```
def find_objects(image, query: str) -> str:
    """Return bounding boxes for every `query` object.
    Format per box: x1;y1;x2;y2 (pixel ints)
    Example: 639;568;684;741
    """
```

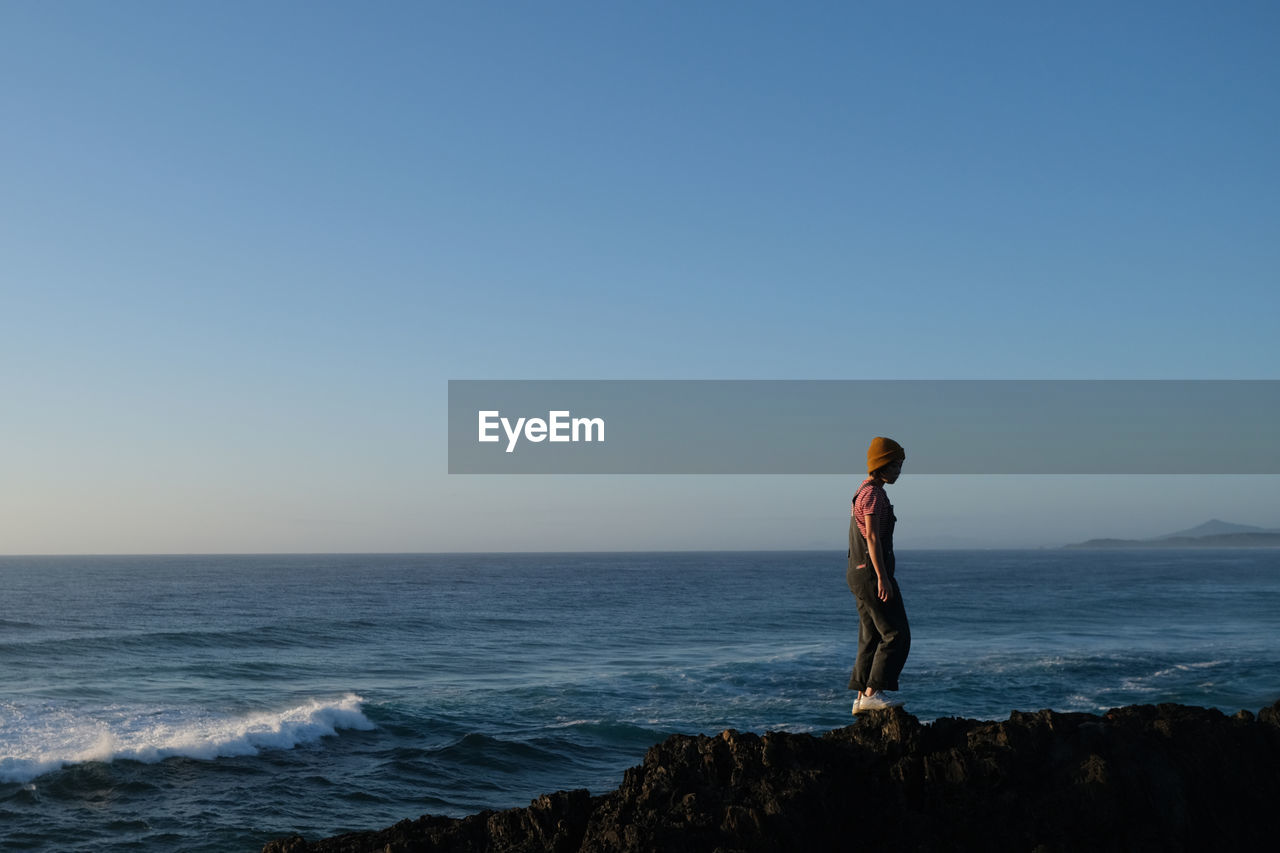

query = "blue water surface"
1;550;1278;851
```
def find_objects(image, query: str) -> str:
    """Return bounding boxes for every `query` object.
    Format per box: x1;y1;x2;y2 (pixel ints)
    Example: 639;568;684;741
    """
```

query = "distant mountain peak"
1156;520;1268;540
1065;519;1280;549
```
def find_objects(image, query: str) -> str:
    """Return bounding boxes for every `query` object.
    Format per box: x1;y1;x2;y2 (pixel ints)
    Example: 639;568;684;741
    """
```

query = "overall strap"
849;480;874;570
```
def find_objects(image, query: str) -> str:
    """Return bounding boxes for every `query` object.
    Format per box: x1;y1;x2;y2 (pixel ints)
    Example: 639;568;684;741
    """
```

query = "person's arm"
864;515;895;603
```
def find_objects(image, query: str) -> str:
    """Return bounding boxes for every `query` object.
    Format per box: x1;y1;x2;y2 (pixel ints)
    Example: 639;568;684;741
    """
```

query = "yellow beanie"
867;436;906;473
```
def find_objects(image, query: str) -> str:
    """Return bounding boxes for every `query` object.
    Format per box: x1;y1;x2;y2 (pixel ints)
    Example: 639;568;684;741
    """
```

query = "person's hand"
877;577;894;602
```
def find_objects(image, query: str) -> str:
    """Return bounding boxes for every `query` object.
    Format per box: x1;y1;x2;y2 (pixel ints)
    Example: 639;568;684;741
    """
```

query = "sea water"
2;550;1278;851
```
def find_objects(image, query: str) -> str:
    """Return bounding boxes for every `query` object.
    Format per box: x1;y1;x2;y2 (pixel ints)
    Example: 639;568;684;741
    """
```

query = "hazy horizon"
4;489;1277;555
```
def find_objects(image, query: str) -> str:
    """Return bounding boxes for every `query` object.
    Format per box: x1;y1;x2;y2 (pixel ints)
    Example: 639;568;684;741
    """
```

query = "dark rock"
262;700;1280;852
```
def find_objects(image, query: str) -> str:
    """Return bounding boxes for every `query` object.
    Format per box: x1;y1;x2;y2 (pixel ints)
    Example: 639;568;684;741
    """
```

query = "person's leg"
866;578;910;691
848;590;881;692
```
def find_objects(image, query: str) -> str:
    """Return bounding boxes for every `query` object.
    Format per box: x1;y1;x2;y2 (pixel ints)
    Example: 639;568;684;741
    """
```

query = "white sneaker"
852;693;862;715
857;690;903;712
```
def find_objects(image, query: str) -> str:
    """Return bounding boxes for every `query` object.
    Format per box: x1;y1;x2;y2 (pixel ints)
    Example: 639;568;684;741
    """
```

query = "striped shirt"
852;478;893;540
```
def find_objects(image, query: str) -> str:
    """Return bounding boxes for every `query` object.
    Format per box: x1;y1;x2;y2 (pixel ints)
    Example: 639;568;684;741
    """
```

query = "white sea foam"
1148;660;1227;679
0;693;373;784
546;718;601;729
1117;660;1229;693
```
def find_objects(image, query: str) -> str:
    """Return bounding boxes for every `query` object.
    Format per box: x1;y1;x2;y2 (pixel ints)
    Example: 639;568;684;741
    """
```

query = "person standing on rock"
847;436;910;714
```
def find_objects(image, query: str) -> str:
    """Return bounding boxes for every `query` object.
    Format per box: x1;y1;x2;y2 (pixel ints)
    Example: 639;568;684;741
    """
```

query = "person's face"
882;459;903;483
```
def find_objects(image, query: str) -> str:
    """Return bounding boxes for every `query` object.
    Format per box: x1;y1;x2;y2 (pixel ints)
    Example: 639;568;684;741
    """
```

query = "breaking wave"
0;693;374;784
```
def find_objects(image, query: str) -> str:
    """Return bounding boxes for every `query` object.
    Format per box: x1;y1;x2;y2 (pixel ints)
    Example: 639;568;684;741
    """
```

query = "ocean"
2;550;1278;851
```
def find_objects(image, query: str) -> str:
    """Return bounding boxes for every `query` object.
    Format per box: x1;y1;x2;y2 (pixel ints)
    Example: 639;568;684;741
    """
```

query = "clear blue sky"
3;1;1277;552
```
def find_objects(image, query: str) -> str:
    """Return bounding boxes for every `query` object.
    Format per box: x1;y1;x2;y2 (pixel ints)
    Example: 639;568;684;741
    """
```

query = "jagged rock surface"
263;700;1280;852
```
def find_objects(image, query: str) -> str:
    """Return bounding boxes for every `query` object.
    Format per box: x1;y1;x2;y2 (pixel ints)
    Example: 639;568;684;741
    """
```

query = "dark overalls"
847;481;911;693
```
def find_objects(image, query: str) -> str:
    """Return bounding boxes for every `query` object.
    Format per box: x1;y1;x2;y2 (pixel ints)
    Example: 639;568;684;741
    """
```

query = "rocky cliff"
263;700;1280;852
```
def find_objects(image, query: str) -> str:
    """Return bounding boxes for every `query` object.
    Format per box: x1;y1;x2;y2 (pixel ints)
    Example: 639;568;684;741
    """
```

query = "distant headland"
1065;519;1280;549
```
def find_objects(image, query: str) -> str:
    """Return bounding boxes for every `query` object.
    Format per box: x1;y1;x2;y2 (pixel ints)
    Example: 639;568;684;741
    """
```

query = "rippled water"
2;550;1278;851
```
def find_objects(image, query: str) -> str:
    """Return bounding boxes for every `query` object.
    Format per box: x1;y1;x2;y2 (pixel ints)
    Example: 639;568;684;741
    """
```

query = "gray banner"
447;380;1279;474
